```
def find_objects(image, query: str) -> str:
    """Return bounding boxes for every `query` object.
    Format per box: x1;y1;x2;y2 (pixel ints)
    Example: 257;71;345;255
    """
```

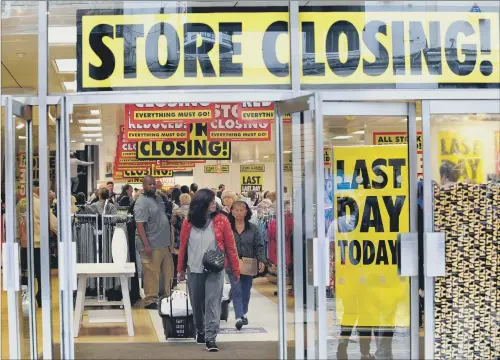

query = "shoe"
196;332;205;344
235;318;243;330
145;302;158;310
206;340;219;352
360;355;375;360
242;317;248;326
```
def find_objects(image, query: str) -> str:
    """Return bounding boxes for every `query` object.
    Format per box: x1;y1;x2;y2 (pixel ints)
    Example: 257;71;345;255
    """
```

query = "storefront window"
430;111;499;359
1;1;39;95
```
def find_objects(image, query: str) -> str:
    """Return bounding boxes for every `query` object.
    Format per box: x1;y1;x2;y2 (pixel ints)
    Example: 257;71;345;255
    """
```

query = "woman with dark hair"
171;187;182;208
177;189;240;352
227;201;266;330
117;184;134;207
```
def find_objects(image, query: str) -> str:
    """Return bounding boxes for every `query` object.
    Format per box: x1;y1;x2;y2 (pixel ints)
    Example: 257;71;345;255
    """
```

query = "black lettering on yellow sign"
123;168;173;178
240;164;265;172
78;10;498;90
240;172;263;192
336;158;406;190
204;165;230;173
337;239;397;266
136;123;231;160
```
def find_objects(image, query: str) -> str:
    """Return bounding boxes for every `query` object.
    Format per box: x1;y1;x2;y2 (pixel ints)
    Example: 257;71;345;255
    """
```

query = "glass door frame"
322;100;420;360
421;99;500;360
275;94;328;360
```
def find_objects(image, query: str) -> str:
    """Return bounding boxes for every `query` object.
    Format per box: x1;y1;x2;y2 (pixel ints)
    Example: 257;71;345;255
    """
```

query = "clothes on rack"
267;211;293;266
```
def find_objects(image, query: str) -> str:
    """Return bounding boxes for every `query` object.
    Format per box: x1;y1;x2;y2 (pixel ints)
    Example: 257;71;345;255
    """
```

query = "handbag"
202;249;225;273
239;257;258;276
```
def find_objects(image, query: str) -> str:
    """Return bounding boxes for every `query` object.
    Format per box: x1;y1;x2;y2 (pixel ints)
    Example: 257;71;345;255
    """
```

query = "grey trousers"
187;269;224;342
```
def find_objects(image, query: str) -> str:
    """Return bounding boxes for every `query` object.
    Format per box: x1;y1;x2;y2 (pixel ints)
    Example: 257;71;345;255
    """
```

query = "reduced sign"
240;173;263;193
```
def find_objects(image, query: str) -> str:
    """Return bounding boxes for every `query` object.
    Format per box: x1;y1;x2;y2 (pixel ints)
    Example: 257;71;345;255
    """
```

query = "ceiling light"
71;140;76;143
55;59;77;72
283;150;292;154
416;116;422;121
333;135;353;140
78;119;101;125
49;26;77;44
84;139;92;142
352;130;364;135
263;155;270;159
16;123;25;129
64;81;76;92
96;138;103;142
18;136;26;140
246;160;254;163
82;133;102;138
80;126;102;132
90;110;100;115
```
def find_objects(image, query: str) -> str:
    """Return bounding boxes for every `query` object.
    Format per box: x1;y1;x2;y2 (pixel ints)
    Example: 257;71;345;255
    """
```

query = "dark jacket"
232;222;266;263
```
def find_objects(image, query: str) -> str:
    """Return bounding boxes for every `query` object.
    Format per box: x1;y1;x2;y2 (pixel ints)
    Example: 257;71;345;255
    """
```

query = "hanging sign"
205;164;230;173
373;132;423;180
240;173;263;193
124;103;212;141
334;145;409;327
77;9;498;91
284;164;292;172
438;131;483;183
324;148;332;167
240;164;265;172
115;164;174;179
208;103;272;142
136;123;231;160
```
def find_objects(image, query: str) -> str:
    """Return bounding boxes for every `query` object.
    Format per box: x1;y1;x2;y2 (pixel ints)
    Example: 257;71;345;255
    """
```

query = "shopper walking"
171;193;191;287
190;183;199;198
227;201;266;330
177;189;240;352
216;184;225;199
117;184;134;207
221;190;237;215
171;187;182;208
134;175;174;309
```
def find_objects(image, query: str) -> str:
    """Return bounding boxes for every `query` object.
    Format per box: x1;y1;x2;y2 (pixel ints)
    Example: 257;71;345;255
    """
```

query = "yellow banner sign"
136;123;231;160
438;131;483;184
204;165;230;174
119;168;173;179
240;164;265;172
77;10;498;90
240;173;263;193
373;132;423;180
333;145;409;327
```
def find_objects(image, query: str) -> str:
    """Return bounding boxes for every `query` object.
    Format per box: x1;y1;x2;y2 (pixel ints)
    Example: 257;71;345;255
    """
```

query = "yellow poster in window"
333;145;409;327
438;131;483;184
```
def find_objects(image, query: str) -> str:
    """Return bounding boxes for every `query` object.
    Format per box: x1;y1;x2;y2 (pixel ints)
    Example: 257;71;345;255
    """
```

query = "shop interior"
1;1;499;359
2;96;498;359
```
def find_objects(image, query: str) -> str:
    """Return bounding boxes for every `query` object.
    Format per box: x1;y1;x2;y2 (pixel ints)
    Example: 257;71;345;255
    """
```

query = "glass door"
322;101;420;360
2;96;39;359
274;94;328;359
55;96;75;359
422;100;499;360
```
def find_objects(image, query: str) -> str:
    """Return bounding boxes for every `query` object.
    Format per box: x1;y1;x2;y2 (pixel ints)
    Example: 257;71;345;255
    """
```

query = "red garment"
177;213;240;277
267;212;293;266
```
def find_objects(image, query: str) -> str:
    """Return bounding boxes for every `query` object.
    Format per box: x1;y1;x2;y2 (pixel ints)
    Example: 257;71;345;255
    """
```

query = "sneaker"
242;317;249;326
361;355;375;360
235;318;243;330
196;332;205;344
145;302;158;310
206;340;219;352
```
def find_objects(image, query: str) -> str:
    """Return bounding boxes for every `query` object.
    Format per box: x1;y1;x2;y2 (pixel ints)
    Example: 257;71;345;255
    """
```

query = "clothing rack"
72;213;132;302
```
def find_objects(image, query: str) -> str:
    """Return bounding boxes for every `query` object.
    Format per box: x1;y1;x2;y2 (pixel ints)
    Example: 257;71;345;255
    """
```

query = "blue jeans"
228;272;253;319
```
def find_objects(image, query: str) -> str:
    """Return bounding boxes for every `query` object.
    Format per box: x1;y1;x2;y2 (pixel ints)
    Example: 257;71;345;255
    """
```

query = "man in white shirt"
70;152;93;194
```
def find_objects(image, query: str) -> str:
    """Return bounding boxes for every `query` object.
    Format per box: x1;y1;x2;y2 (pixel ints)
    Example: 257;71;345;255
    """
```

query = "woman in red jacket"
177;189;240;352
